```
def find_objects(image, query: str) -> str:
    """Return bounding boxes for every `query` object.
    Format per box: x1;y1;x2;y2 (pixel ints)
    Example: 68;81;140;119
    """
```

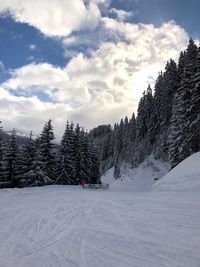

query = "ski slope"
0;154;200;267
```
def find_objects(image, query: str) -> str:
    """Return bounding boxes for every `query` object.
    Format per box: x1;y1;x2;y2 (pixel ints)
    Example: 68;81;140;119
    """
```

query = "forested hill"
89;38;200;178
0;38;199;187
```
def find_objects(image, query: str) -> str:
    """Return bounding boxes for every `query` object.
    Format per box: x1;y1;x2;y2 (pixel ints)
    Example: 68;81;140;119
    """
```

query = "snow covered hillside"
102;155;170;191
0;154;200;267
154;152;200;191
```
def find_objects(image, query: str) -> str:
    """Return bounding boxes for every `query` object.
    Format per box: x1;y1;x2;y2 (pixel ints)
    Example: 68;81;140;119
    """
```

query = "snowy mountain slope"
154;152;200;191
101;155;170;191
0;153;200;267
0;185;199;267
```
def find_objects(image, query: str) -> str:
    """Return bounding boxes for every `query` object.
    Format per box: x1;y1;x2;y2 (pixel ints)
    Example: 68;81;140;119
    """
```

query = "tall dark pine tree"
189;47;200;152
161;59;178;129
0;122;4;182
145;84;154;143
89;145;101;184
136;85;153;163
40;120;55;180
122;116;129;161
56;121;74;184
151;73;164;138
169;39;198;167
4;129;18;185
72;124;84;184
128;112;136;166
113;119;124;178
152;60;179;160
22;145;52;187
136;91;147;140
81;131;92;184
15;131;38;187
24;132;36;173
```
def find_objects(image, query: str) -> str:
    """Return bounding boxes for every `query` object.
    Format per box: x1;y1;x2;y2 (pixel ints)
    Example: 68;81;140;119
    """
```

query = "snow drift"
154;152;200;191
102;155;170;191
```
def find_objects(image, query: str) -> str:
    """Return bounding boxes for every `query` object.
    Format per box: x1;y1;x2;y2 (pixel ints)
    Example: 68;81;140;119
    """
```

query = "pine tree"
152;73;164;137
168;39;198;167
0;122;4;182
189;48;200;152
56;121;74;184
81;131;92;184
128;113;136;166
4;129;18;186
161;59;178;129
15;132;38;187
136;91;147;140
40;120;55;180
113;154;121;179
72;123;84;184
89;145;101;184
122;116;129;161
135;85;154;163
112;119;124;177
24;132;36;173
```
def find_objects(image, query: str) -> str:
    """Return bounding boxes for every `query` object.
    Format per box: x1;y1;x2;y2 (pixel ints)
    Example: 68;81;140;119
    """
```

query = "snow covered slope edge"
153;152;200;191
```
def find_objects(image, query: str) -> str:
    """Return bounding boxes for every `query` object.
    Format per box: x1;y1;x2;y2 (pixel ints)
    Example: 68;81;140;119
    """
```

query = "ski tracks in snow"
0;186;200;267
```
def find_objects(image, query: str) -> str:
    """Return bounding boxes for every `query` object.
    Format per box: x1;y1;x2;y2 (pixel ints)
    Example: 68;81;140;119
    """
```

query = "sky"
0;0;199;138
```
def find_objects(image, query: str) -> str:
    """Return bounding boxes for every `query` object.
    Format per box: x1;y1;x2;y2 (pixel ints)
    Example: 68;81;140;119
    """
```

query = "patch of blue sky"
0;17;67;70
9;87;55;103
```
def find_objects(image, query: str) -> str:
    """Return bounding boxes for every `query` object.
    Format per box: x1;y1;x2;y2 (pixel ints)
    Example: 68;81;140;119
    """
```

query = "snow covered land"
0;153;200;267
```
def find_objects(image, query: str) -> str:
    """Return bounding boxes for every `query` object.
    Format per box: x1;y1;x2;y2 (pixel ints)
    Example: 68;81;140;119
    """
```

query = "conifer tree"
89;145;101;184
122;116;129;161
72;123;84;184
128;113;136;165
169;39;198;167
81;131;92;183
162;59;178;129
4;129;18;185
0;122;4;182
56;121;74;184
40;120;55;180
189;48;200;152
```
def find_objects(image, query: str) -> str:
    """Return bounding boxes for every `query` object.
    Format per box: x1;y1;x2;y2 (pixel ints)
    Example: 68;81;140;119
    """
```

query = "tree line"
0;120;101;187
89;38;200;178
0;38;199;183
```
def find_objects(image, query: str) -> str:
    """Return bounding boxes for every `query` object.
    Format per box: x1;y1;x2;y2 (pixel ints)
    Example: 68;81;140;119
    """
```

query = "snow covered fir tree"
0;38;200;187
0;120;101;187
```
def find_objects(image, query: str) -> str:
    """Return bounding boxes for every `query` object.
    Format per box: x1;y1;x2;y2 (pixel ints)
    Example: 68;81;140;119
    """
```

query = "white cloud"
1;20;190;137
62;36;78;46
109;8;133;22
0;0;101;37
0;86;72;138
29;44;36;50
103;18;188;57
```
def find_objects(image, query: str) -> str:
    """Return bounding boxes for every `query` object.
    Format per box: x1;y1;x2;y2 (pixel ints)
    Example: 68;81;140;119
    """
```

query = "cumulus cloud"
1;19;190;137
0;86;72;138
0;0;101;37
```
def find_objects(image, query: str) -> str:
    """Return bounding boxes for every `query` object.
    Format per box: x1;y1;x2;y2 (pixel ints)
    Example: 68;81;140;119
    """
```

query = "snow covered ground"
153;152;200;192
0;154;200;267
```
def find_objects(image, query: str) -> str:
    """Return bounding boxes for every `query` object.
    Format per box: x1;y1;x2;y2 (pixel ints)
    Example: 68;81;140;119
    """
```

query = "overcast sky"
0;0;199;138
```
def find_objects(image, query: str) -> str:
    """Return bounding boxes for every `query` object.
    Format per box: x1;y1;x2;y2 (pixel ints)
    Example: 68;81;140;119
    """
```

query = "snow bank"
154;152;200;191
101;167;114;184
102;155;170;191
